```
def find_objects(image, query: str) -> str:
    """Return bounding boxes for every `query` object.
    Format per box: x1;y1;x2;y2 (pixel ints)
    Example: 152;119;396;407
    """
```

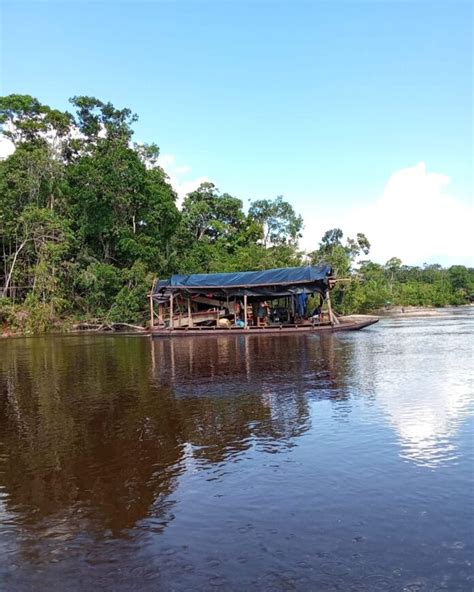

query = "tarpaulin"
153;265;332;299
170;265;330;288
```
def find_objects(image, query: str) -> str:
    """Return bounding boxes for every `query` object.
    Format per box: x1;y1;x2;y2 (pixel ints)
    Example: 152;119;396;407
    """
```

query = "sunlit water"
0;309;473;591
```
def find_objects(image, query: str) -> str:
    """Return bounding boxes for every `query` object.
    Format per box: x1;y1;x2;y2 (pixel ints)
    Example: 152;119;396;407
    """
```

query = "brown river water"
0;309;473;591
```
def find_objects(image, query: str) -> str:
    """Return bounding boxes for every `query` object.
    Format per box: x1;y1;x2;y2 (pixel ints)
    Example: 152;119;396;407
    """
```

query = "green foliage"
0;298;20;331
0;94;72;145
69;95;137;144
108;262;153;324
334;260;474;314
22;294;57;334
0;93;472;333
179;182;246;245
248;195;303;247
75;263;123;316
0;294;59;334
310;228;371;277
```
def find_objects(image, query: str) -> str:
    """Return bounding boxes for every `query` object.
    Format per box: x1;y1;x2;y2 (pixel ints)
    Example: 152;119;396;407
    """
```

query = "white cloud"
301;162;474;267
157;153;208;207
0;135;15;160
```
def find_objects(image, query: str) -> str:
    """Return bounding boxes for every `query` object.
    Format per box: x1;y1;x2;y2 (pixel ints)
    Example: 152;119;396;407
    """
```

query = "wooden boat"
151;315;378;337
149;265;378;337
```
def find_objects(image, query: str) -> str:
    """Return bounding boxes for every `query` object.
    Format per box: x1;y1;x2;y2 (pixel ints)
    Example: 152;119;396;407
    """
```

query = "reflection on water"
346;312;474;468
0;309;473;591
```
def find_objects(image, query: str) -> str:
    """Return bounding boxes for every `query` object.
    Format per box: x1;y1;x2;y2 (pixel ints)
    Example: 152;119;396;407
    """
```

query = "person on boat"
257;301;269;326
235;300;242;319
296;293;308;319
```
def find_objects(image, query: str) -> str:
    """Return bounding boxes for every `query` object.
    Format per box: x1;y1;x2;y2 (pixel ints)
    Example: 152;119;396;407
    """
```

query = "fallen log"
72;322;146;333
72;322;103;331
108;322;146;332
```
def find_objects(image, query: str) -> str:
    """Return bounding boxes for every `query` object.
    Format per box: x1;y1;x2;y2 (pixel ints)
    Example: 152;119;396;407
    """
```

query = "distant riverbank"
376;304;473;318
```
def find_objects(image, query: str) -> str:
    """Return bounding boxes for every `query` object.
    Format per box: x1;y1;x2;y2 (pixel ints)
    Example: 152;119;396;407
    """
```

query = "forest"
1;94;473;333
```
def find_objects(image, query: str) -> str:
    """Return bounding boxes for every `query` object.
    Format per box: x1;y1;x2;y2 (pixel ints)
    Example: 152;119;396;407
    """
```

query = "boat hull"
151;316;378;337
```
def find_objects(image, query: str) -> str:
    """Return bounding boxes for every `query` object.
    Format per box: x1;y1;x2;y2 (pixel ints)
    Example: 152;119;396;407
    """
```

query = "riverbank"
0;299;149;337
0;317;147;338
2;304;472;337
376;304;473;318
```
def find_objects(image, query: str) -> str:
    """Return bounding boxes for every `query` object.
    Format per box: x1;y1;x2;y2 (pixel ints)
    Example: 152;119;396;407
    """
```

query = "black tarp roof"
153;265;332;299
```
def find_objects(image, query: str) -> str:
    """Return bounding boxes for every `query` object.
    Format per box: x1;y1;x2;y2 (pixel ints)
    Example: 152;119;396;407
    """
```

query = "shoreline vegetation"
1;94;473;336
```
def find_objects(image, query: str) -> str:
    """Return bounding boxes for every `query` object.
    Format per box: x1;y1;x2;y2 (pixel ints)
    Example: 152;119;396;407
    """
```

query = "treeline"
333;258;474;314
0;95;472;333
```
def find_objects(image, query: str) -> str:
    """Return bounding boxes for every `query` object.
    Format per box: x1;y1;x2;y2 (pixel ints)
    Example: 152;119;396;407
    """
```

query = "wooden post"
149;294;154;330
326;290;339;325
149;279;156;331
158;304;163;326
151;336;156;374
169;292;174;330
170;337;175;380
244;294;248;329
187;296;193;328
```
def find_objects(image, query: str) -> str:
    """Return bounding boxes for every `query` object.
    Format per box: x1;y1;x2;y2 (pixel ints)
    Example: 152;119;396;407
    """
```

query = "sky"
0;0;472;266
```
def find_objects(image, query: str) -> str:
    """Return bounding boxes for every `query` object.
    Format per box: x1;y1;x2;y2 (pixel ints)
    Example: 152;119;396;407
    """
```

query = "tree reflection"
0;333;351;543
0;337;184;538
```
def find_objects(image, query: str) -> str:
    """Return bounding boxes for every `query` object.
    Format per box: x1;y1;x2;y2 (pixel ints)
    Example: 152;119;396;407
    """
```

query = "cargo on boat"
149;265;378;336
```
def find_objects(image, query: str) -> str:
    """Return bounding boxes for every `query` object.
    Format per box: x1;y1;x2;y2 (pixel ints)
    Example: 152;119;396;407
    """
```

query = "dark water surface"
1;310;473;591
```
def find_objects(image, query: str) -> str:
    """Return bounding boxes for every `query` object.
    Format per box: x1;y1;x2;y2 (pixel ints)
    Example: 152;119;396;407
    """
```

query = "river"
0;309;473;591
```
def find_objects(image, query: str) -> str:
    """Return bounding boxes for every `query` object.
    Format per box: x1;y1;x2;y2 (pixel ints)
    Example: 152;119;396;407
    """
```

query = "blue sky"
1;1;472;264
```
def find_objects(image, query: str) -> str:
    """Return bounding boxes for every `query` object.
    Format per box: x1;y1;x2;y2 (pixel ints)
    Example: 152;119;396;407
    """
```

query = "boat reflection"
150;334;353;460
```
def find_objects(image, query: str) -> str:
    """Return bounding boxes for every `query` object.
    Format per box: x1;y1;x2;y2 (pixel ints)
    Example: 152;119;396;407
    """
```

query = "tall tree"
0;94;72;147
180;182;246;244
248;196;303;248
311;228;371;276
69;95;137;145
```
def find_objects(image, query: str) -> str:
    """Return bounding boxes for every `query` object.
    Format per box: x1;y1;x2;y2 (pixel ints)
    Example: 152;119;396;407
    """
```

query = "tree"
384;257;402;294
67;141;148;262
0;98;72;300
448;265;472;293
1;205;72;309
69;95;137;145
0;94;72;147
308;229;372;312
310;228;371;276
248;196;303;247
173;182;251;272
180;182;246;244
